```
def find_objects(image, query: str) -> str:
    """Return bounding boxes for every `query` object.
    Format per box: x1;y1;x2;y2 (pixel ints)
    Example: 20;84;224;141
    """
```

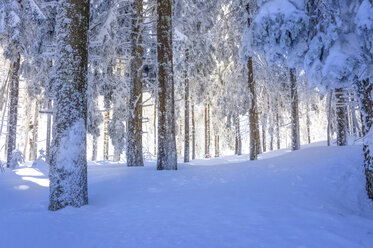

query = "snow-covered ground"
1;142;373;248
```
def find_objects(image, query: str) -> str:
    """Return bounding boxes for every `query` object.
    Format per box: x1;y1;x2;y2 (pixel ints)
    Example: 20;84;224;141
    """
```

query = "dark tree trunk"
248;57;259;160
290;68;300;151
184;48;190;163
7;53;20;167
335;88;347;146
156;0;177;170
49;0;89;211
127;0;144;167
355;79;373;200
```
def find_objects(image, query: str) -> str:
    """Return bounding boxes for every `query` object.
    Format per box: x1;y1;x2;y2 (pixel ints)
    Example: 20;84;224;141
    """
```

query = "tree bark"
49;0;89;211
306;104;311;144
235;114;242;155
7;53;20;167
156;0;177;170
290;68;300;151
192;102;196;160
327;90;333;146
355;79;373;200
31;100;39;161
335;88;347;146
215;135;219;157
204;104;211;158
184;48;190;163
127;0;144;167
276;97;280;150
248;57;259;159
46;99;52;163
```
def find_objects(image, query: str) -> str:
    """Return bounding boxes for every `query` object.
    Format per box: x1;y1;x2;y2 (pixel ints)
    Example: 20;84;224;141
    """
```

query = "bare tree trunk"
127;0;144;167
204;104;211;158
31;100;39;161
215;135;219;157
49;0;89;211
153;102;156;157
23;93;30;158
248;56;259;159
235;114;242;155
103;110;110;160
156;0;177;170
306;104;311;144
46;99;52;163
327;90;333;146
7;53;20;167
184;48;190;163
192;102;196;160
290;68;300;151
355;79;373;200
335;88;347;146
92;134;97;161
276;97;280;150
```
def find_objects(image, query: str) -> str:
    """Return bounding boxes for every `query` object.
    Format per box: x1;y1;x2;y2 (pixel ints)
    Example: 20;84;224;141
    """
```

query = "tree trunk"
192;103;196;160
7;53;20;167
215;135;219;157
184;48;190;163
49;0;89;211
31;100;39;161
327;90;333;146
103;109;110;160
92;134;97;161
23;93;30;159
156;0;177;170
355;79;373;200
306;104;311;144
248;57;259;160
127;0;144;167
153;102;156;157
204;104;211;158
335;88;347;146
235;114;242;156
46;99;52;163
290;68;300;151
276;97;280;150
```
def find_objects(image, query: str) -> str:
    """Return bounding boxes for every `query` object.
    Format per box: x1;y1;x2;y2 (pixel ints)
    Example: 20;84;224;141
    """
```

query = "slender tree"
184;48;190;163
290;68;300;151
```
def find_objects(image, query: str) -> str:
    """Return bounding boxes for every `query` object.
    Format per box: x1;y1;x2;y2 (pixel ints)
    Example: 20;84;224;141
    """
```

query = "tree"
49;0;90;211
127;0;144;167
156;0;177;170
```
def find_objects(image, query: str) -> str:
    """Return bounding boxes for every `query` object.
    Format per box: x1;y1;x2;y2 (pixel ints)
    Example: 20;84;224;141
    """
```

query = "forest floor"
1;142;373;248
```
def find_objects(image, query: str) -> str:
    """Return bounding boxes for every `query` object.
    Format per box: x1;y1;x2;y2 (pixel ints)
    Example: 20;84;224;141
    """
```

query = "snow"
1;142;373;247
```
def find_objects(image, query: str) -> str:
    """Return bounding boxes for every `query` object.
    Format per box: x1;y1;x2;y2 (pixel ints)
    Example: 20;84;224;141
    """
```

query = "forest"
0;0;373;247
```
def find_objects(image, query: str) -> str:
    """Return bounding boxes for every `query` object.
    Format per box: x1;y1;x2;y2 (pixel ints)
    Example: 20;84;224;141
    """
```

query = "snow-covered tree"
49;0;89;211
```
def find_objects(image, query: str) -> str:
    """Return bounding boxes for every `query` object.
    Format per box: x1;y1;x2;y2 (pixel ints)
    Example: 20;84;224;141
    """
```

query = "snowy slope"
1;142;373;248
